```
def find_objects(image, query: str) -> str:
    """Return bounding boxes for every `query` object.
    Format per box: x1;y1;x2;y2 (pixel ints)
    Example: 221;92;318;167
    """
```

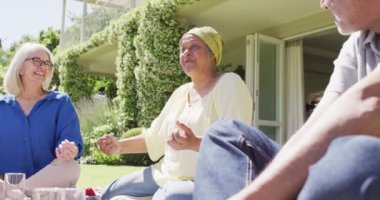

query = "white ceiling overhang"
76;42;118;77
176;0;334;41
77;0;336;76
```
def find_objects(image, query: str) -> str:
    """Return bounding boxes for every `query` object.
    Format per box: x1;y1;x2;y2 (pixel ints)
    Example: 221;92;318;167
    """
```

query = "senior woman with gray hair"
98;26;253;200
0;43;83;197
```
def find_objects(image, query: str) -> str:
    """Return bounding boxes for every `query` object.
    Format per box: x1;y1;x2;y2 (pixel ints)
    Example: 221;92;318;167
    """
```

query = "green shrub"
75;97;119;161
75;97;117;137
88;150;123;165
80;123;123;165
81;127;154;166
114;10;140;131
121;127;142;138
75;97;152;166
134;0;189;127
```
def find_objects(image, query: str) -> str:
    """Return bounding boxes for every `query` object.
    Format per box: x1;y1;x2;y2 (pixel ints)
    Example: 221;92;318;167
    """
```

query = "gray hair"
3;43;54;96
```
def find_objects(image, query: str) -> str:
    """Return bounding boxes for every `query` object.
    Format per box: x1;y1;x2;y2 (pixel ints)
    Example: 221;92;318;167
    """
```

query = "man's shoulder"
347;30;377;48
343;31;362;47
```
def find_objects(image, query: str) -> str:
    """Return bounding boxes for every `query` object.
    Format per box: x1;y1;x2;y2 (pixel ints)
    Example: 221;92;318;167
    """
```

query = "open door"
246;33;285;143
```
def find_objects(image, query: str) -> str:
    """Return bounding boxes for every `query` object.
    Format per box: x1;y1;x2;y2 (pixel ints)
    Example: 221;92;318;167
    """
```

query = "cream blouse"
143;72;253;186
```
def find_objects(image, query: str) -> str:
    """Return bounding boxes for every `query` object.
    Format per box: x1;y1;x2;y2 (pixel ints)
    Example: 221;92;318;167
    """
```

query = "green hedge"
113;10;140;130
134;0;190;127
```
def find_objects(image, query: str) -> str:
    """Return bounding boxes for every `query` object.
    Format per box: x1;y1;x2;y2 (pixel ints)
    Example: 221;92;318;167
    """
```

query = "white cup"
32;187;65;200
4;173;26;200
64;188;85;200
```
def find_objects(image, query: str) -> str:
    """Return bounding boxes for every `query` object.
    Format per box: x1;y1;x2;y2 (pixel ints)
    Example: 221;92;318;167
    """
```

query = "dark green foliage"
134;0;189;127
38;28;60;54
82;124;118;159
57;53;96;102
114;10;140;130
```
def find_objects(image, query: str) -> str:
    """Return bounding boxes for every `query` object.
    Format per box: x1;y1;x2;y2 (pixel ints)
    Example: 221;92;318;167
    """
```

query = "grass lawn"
77;164;143;188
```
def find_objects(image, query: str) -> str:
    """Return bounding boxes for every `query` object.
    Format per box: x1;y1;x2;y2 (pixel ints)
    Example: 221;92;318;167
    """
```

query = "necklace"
187;89;202;107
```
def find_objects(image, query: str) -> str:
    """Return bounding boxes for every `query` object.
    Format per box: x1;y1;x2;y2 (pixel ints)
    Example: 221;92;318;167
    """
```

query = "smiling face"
19;49;52;88
179;34;216;79
320;0;380;35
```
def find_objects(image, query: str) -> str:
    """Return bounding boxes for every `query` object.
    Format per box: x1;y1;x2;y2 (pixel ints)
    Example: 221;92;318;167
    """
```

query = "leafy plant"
114;9;140;130
133;0;190;127
88;150;123;165
38;28;60;54
75;97;118;158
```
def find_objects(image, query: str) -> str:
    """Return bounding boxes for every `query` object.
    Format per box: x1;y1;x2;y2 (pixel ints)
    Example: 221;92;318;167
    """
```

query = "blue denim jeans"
194;119;280;200
298;135;380;200
101;167;193;200
194;119;380;200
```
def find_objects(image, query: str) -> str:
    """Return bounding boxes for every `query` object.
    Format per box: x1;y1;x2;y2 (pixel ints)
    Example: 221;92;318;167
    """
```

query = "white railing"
60;0;143;50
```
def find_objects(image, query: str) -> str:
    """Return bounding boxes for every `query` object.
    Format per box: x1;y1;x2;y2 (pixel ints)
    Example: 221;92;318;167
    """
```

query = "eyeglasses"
24;57;53;69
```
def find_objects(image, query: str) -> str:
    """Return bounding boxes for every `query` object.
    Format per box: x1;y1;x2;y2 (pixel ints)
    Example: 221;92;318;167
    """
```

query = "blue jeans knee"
298;135;380;200
194;119;279;200
205;119;279;171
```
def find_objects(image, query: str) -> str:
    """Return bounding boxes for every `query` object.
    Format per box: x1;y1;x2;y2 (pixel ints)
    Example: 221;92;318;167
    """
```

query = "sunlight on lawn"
77;164;143;188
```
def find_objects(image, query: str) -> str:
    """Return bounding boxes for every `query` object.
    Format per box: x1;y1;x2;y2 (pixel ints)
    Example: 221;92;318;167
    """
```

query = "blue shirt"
0;91;83;178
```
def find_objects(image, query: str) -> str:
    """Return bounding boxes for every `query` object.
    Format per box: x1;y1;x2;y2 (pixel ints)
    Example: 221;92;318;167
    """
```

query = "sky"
0;0;83;50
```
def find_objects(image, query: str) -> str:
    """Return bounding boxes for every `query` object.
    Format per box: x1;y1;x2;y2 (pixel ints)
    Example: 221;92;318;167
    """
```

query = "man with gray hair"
194;0;380;199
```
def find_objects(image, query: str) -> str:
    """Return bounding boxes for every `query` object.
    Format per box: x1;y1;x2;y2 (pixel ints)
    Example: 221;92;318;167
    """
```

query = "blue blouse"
0;91;83;178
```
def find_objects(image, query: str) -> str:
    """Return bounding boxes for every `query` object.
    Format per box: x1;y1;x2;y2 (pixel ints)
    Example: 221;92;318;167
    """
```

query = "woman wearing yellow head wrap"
99;26;253;200
184;26;224;65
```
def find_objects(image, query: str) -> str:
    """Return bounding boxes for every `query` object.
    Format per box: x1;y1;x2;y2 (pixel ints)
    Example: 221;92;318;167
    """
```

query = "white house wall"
221;36;246;71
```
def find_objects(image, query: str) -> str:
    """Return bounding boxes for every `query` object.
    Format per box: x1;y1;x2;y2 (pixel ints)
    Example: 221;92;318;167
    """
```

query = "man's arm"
300;91;341;132
232;65;380;200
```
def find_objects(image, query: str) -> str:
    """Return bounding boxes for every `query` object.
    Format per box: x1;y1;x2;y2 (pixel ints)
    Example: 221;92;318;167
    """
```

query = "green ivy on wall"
56;0;198;130
113;10;140;130
134;0;191;127
56;25;115;102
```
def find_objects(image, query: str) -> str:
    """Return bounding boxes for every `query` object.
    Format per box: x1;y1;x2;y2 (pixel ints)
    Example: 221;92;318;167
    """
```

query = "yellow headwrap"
185;26;223;65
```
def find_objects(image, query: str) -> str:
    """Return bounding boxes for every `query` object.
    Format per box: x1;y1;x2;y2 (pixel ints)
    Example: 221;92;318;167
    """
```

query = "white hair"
3;43;54;96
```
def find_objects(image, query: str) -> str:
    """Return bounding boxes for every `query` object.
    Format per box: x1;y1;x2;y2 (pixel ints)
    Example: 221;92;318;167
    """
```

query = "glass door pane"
259;42;278;121
246;33;285;143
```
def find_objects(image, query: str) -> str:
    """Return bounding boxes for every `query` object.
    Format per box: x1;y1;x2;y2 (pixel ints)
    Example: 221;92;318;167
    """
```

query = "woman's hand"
167;121;201;151
97;134;121;156
55;139;78;161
